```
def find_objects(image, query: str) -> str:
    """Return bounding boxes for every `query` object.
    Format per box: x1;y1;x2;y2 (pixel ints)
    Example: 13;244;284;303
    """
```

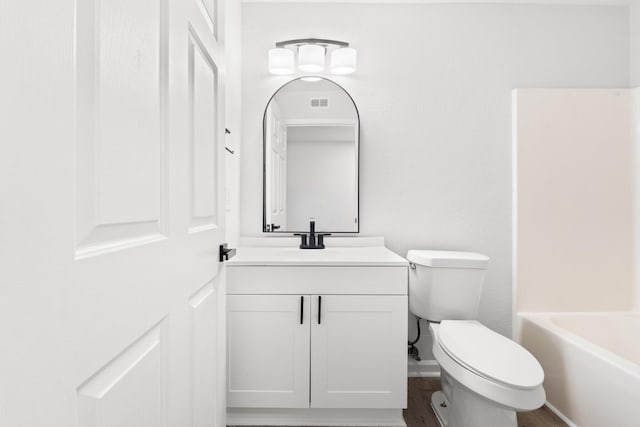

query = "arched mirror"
263;77;359;233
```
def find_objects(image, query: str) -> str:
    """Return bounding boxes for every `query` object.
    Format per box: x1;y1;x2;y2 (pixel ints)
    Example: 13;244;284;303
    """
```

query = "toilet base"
430;385;517;427
431;391;450;427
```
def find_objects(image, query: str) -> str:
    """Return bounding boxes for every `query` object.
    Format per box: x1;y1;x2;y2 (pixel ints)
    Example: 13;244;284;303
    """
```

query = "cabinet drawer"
227;266;407;295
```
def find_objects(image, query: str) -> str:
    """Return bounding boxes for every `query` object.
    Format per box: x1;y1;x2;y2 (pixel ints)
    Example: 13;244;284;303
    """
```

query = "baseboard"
408;359;440;377
227;408;406;426
545;401;577;427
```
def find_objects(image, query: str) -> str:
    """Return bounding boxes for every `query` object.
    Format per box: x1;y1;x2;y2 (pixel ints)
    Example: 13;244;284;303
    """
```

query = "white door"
264;103;287;231
310;295;408;408
227;295;310;408
0;0;227;426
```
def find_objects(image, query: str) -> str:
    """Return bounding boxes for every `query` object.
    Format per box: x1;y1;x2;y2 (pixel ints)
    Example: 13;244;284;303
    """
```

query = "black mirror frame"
262;76;360;234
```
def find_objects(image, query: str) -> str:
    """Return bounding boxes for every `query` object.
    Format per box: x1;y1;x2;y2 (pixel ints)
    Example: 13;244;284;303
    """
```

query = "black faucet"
295;220;330;249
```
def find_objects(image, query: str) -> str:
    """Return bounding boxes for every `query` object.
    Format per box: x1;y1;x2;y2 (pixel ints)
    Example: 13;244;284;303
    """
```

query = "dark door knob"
219;243;236;262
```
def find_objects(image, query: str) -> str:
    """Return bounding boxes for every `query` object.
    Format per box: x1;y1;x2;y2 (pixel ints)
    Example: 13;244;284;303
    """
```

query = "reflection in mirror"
263;77;359;233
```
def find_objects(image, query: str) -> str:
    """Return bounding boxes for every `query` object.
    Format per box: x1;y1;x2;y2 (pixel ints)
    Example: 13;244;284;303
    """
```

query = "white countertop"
227;245;408;267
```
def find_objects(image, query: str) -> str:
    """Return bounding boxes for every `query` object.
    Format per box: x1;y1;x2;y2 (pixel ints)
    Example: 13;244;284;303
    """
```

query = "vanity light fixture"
268;38;357;75
298;44;325;72
268;48;295;75
330;47;357;75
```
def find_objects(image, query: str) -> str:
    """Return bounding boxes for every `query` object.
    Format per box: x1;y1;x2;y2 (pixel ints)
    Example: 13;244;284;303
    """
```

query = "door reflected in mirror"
264;77;359;233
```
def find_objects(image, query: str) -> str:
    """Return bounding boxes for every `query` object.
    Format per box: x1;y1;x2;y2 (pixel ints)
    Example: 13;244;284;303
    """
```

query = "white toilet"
407;250;545;427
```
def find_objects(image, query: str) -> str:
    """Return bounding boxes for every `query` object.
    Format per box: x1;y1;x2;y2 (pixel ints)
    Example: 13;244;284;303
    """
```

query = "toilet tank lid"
406;250;489;269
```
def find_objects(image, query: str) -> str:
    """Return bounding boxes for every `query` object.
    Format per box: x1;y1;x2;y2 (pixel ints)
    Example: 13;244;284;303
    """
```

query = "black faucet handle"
294;233;308;249
317;233;332;249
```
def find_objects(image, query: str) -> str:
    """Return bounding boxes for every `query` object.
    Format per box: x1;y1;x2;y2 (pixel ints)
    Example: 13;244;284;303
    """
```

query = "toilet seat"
437;320;544;390
430;322;546;411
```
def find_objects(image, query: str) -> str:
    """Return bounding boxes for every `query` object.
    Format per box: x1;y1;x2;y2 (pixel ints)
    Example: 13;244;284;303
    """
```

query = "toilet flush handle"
409;262;417;269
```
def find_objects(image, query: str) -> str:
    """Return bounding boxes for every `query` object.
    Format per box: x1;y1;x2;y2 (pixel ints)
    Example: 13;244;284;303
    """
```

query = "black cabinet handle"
300;296;304;324
318;296;322;324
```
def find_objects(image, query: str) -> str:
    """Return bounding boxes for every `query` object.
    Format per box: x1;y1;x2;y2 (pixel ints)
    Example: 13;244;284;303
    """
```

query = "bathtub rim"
516;311;640;380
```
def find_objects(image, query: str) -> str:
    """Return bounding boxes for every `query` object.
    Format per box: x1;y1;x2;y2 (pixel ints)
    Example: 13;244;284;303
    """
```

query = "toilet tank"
407;250;489;322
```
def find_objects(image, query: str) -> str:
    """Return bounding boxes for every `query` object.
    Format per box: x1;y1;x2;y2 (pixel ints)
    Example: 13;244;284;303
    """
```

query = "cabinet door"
310;295;408;408
227;295;310;408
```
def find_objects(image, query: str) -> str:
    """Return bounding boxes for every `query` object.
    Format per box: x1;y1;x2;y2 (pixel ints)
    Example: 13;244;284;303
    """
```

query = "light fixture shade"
298;44;325;72
268;48;294;75
330;47;357;75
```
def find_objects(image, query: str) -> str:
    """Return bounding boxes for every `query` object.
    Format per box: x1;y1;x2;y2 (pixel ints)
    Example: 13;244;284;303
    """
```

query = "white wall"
287;130;357;231
240;3;629;363
224;0;242;248
275;81;357;120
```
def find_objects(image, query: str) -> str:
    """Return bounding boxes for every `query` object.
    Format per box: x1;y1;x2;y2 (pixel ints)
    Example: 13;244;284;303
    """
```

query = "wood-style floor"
404;378;568;427
229;377;568;427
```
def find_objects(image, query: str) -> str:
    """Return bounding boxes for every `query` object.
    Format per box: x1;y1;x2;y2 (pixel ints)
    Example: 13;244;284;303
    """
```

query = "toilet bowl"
429;321;545;427
406;250;546;427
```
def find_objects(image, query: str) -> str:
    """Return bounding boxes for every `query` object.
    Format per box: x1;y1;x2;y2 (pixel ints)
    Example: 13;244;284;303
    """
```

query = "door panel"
227;295;310;408
198;0;218;37
189;277;225;427
310;295;408;408
75;0;168;258
77;322;166;427
189;31;219;232
0;0;227;425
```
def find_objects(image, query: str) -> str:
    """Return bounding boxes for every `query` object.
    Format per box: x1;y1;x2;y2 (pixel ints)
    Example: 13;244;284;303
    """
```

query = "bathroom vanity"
226;238;408;426
229;77;409;425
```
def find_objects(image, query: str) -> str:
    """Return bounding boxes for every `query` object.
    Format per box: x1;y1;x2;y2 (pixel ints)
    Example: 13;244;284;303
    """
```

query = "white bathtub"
516;312;640;427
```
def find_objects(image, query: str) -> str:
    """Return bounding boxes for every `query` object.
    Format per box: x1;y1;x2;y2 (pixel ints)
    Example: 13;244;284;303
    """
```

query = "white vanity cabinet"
227;294;311;408
309;294;407;409
226;244;409;427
